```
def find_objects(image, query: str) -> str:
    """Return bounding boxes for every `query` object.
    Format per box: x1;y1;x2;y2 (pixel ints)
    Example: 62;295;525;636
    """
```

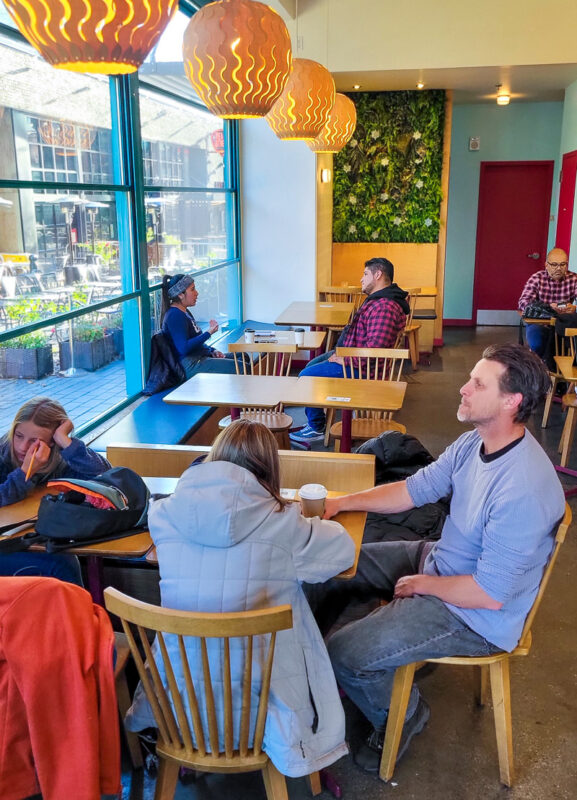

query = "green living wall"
333;90;445;243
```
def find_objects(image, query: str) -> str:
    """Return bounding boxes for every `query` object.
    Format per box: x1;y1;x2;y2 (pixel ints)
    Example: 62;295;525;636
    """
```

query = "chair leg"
475;664;489;707
154;758;180;800
379;663;417;782
324;409;335;447
262;760;289;800
541;377;557;428
407;330;419;370
115;668;144;769
560;406;577;467
489;659;514;788
306;770;322;796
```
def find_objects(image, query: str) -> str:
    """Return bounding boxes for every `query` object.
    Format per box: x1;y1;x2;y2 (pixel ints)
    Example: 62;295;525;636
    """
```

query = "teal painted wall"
444;102;563;320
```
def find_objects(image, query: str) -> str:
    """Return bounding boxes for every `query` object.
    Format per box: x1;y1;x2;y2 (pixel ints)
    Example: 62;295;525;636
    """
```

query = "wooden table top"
285;376;407;412
145;488;365;580
235;330;326;350
163;373;298;407
275;301;354;327
163;372;406;415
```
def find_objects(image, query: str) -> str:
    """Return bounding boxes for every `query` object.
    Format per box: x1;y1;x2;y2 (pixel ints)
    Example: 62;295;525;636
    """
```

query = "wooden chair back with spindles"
104;589;318;800
219;343;297;447
543;326;577;429
229;343;296;378
326;347;409;450
319;287;364;351
395;288;421;369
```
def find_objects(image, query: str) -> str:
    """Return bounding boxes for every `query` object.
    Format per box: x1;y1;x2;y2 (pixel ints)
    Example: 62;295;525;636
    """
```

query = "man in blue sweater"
321;343;565;772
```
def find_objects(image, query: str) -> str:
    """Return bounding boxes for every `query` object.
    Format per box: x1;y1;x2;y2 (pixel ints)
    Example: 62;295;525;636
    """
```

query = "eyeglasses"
547;262;568;268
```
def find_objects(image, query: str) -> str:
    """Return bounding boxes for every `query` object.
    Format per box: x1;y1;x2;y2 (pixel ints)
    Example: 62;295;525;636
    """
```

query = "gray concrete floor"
121;326;577;799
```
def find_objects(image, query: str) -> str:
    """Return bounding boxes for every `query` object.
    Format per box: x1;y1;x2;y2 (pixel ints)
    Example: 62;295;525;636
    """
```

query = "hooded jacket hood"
365;283;410;315
149;461;282;549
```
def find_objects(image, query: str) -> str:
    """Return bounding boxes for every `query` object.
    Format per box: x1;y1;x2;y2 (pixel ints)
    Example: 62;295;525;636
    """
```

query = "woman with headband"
161;274;238;378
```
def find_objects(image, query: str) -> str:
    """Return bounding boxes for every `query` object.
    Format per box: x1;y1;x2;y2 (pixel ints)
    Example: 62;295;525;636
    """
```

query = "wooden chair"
395;288;421;370
218;343;297;448
379;503;572;787
104;588;321;800
543;326;577;429
319;286;364;352
327;346;409;451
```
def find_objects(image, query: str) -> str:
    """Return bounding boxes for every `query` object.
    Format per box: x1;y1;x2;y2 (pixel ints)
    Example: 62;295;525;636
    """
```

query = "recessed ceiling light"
495;83;510;106
353;84;361;90
416;81;425;90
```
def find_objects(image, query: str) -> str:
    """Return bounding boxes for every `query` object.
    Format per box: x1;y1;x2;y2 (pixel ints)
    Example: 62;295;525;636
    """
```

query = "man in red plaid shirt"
290;258;409;443
518;248;577;357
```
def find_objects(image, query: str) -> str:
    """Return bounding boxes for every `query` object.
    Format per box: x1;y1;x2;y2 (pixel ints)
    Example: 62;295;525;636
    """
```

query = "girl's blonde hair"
8;396;68;474
206;419;288;510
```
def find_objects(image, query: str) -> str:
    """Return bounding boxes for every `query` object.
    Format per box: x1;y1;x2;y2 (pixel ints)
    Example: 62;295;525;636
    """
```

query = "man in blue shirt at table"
318;343;565;772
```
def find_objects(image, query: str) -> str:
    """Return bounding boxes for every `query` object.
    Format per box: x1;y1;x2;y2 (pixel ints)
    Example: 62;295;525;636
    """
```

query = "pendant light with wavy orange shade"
2;0;178;74
182;0;292;119
307;93;357;153
266;58;336;141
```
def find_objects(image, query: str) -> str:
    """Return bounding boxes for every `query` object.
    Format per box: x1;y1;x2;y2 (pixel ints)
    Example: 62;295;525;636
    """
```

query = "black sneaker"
353;697;431;774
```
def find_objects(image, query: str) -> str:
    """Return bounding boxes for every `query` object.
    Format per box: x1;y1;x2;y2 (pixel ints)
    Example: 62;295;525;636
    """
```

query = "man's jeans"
525;322;549;357
298;350;358;430
314;541;502;730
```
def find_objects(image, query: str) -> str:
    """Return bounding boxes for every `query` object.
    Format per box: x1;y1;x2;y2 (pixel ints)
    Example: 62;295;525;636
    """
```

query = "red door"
556;150;577;255
473;161;554;323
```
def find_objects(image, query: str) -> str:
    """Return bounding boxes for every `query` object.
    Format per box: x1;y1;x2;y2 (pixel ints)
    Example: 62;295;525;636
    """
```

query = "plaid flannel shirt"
341;297;406;374
518;270;577;311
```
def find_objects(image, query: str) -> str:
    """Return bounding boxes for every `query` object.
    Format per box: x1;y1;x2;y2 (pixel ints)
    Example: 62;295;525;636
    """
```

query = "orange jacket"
0;577;121;800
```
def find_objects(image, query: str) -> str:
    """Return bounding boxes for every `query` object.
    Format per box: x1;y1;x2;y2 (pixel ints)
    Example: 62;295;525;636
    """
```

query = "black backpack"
32;467;149;553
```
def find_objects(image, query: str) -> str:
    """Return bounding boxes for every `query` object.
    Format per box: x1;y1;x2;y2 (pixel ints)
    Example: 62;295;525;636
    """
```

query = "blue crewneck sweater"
406;429;565;651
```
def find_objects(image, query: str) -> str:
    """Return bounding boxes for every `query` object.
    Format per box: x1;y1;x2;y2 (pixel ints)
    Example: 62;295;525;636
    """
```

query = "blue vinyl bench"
89;320;288;452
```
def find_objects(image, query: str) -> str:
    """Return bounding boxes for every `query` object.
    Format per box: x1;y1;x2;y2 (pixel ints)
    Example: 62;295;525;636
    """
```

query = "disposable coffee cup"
294;327;305;346
299;483;328;518
244;329;255;344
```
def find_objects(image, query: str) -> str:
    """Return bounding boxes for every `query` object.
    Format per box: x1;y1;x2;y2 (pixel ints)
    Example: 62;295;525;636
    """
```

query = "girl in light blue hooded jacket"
126;419;355;778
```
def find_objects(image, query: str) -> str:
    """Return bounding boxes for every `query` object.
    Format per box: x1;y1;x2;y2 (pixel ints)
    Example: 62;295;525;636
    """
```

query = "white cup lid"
299;483;327;499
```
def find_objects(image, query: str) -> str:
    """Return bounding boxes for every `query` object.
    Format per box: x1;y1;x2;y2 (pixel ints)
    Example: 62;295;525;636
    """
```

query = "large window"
0;7;240;433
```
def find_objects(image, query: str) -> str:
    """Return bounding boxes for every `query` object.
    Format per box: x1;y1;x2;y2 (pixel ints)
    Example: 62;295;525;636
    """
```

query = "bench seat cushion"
90;390;212;452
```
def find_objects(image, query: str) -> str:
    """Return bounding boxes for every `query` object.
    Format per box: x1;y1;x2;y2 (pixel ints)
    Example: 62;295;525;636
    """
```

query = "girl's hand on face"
21;440;51;479
53;418;74;449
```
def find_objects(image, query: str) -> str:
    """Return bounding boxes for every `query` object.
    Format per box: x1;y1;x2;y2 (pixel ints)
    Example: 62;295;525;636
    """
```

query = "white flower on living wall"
415;158;423;164
413;131;422;140
415;179;424;189
349;224;357;233
393;216;402;226
380;157;389;167
370;129;381;139
350;138;358;148
380;192;389;201
371;230;379;239
348;194;357;205
343;164;351;173
424;218;433;227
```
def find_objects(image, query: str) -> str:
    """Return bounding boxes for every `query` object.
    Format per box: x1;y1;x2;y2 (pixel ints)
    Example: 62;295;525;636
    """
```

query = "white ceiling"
334;63;577;104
